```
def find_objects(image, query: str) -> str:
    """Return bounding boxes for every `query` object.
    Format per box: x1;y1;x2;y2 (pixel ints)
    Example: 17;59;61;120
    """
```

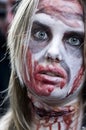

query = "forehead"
37;0;83;28
38;0;83;15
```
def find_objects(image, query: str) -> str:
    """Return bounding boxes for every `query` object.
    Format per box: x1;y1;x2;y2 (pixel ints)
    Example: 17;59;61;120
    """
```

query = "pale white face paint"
24;0;85;104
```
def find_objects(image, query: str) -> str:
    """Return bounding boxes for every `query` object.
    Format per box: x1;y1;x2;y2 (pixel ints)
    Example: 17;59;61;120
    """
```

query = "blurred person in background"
0;0;20;116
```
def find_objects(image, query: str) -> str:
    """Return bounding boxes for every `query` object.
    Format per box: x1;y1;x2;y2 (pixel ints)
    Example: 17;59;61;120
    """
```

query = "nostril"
46;52;62;62
47;53;52;60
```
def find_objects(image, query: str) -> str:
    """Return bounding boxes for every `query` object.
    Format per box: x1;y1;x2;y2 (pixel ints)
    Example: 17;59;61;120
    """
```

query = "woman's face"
23;0;85;102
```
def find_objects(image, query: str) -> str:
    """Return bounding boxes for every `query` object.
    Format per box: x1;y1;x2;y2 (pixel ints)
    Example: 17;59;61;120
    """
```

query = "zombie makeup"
23;0;84;101
22;0;85;103
31;101;81;130
22;0;85;130
37;0;83;28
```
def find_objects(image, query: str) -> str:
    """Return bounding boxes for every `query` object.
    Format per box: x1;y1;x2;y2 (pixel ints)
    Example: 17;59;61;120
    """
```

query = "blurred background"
0;0;20;116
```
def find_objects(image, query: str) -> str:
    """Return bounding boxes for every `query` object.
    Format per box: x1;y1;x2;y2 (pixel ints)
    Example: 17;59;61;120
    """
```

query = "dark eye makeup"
31;21;84;49
63;32;84;47
31;21;52;42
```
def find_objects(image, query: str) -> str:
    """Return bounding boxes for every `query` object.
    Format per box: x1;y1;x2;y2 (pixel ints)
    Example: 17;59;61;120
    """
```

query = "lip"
34;65;67;89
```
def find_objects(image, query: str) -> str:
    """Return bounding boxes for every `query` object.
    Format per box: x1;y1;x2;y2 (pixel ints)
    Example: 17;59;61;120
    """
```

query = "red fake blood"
63;114;72;129
24;49;36;91
24;50;54;96
63;106;74;129
60;81;66;89
26;50;32;78
23;50;31;86
49;124;52;130
58;122;61;130
24;50;67;96
34;64;67;96
68;66;84;95
36;125;40;130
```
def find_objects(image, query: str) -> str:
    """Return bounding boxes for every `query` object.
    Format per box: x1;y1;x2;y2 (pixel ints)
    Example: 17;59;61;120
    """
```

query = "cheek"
67;66;85;96
66;44;83;59
29;38;48;54
65;48;83;72
64;48;84;95
23;50;33;87
23;50;54;96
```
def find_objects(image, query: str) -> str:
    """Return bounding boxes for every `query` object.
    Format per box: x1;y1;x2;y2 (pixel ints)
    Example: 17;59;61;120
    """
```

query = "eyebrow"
32;21;84;34
37;6;83;21
63;31;84;38
32;21;49;29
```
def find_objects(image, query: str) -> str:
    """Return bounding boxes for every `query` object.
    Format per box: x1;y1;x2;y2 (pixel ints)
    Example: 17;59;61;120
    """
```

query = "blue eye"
33;30;48;41
66;37;81;46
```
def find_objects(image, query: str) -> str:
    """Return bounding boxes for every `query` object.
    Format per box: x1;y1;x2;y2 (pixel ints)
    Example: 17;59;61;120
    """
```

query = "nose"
45;38;63;62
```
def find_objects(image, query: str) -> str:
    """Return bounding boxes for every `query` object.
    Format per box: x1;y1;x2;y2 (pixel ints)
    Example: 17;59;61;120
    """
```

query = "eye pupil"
35;31;47;41
68;37;80;46
71;38;77;42
39;32;45;39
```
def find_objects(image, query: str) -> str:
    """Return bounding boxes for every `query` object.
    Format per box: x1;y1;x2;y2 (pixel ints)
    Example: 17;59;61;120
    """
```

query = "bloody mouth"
34;65;67;89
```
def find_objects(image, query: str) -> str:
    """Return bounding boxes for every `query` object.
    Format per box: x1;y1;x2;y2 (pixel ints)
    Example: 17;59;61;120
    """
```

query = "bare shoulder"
0;110;13;130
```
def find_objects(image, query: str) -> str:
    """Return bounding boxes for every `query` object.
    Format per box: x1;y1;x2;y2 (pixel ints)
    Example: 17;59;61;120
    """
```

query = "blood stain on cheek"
23;50;34;88
68;66;84;96
24;50;54;96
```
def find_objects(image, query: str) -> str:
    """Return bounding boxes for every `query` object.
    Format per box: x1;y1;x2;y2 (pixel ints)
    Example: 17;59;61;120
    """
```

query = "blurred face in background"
23;0;85;103
0;0;16;35
0;1;7;34
6;0;16;24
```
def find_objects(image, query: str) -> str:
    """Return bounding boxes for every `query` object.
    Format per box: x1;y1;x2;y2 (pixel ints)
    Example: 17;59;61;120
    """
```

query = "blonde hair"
0;0;39;130
0;0;86;130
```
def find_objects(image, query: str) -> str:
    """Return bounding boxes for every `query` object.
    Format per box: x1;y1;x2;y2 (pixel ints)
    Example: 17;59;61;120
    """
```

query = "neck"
30;96;83;130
